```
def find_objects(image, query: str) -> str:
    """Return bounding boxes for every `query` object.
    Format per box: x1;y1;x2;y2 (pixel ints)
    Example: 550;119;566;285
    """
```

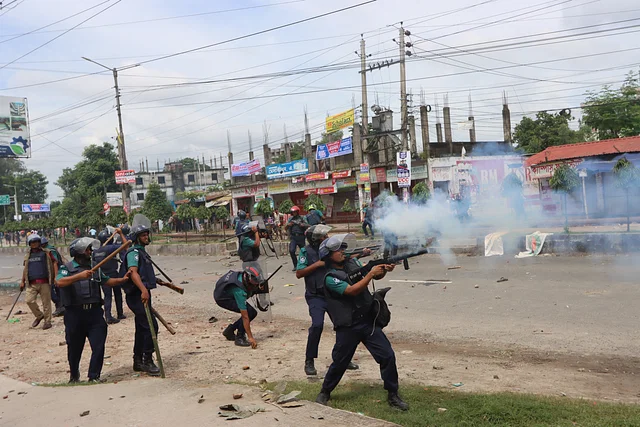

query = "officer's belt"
73;303;101;310
29;278;49;285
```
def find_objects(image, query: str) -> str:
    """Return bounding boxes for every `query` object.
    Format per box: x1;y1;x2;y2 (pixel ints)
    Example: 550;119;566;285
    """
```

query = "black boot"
117;312;127;320
235;333;250;347
347;361;359;370
52;304;65;317
133;354;144;372
315;390;331;405
106;316;120;325
142;353;161;376
222;324;236;341
69;371;80;384
304;359;317;376
387;392;409;411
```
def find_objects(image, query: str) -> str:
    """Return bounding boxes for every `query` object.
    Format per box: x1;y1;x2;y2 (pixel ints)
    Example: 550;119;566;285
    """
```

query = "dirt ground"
2;286;639;405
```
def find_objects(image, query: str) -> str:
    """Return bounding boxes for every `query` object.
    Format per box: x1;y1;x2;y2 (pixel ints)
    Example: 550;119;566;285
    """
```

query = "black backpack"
371;287;392;328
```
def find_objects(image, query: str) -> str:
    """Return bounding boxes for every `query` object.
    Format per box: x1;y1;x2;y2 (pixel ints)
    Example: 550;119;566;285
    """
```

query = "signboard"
231;159;261;177
115;169;136;184
326;109;354;133
431;166;452;182
22;203;50;212
332;170;351;179
266;159;308;180
526;159;583;181
372;168;386;184
106;192;123;207
305;172;329;182
316;137;353;160
360;163;370;183
267;181;290;195
397;151;411;188
0;97;31;158
317;186;337;195
335;177;356;190
291;177;305;184
304;189;317;195
0;194;10;206
456;159;509;186
232;184;268;198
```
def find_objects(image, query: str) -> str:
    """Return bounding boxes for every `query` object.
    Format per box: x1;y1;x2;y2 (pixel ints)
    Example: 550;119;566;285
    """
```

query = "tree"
13;170;48;204
341;199;355;232
550;165;580;230
317;130;343;145
411;182;430;205
613;157;640;232
304;194;325;212
56;143;119;197
278;199;294;213
178;157;210;171
213;206;229;232
107;207;128;225
254;198;274;218
142;182;173;223
514;111;583;154
582;71;640;140
272;141;305;164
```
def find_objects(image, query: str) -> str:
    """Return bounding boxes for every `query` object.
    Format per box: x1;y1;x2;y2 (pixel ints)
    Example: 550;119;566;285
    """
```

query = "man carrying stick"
55;238;131;383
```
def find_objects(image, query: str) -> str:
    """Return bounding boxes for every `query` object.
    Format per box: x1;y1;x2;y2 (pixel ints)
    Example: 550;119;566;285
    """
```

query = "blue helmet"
27;234;42;244
319;234;353;260
41;236;49;245
130;224;150;242
69;237;100;258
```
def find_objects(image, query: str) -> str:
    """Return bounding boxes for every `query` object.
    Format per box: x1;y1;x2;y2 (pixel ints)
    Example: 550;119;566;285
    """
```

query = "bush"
278;199;294;213
304;194;325;212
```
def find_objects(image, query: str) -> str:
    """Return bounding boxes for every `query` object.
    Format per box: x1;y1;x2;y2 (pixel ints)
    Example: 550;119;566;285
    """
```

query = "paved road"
2;251;637;357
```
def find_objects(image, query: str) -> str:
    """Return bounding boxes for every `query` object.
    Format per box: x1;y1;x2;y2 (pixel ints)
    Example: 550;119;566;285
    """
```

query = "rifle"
344;244;382;257
140;252;184;295
347;248;431;283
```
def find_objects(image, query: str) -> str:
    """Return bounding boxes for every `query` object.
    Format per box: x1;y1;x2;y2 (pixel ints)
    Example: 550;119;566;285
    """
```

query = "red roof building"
525;136;640;167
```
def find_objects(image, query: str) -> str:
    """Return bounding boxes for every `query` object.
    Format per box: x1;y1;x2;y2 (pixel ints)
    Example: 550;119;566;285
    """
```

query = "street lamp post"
4;184;19;221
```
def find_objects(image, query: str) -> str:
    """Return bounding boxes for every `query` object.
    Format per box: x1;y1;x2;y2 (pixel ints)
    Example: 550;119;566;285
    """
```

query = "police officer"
296;225;359;376
214;262;265;348
233;210;249;236
315;234;408;411
93;229;125;324
285;206;308;271
55;237;131;383
305;204;325;226
122;224;169;376
41;236;65;317
237;223;261;263
21;234;58;330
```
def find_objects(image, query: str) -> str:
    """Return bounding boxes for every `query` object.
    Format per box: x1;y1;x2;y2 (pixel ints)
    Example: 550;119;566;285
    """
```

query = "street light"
3;184;19;221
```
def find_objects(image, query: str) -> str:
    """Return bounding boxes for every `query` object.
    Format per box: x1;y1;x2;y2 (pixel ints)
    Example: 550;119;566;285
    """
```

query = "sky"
1;0;639;202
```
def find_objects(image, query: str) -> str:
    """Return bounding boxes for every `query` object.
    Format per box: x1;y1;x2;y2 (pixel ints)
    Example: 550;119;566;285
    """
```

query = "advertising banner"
267;181;290;194
359;163;370;182
325;109;354;133
106;192;123;207
231;184;268;198
0;96;30;158
317;186;337;195
231;159;261;177
115;170;136;184
332;170;351;179
371;167;387;184
305;172;329;182
335;177;357;190
266;159;308;180
397;151;411;188
22;204;49;213
316;137;353;161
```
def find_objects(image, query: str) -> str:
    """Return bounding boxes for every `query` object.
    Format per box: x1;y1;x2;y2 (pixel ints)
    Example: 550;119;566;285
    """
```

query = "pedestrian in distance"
361;203;375;239
55;237;131;383
21;234;58;330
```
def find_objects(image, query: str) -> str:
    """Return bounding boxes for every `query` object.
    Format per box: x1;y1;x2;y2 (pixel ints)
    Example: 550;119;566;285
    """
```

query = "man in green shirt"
237;223;261;262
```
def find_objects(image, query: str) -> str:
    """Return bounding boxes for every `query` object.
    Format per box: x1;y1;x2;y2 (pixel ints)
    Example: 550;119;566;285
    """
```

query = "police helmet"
41;236;49;245
238;210;247;220
69;237;100;258
120;224;131;236
290;206;300;214
130;224;150;242
97;229;110;244
27;234;42;244
306;224;332;246
319;233;355;260
240;223;252;235
242;261;264;284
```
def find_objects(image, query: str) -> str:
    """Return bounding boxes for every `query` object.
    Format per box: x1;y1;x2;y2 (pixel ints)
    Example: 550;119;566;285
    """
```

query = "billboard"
231;159;262;177
266;159;308;180
397;151;411;188
0;97;30;158
316;137;353;160
326;109;354;133
115;170;136;184
22;204;50;213
106;192;123;207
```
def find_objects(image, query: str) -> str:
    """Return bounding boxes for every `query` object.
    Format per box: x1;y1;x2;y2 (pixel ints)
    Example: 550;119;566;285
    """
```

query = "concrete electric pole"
399;25;409;151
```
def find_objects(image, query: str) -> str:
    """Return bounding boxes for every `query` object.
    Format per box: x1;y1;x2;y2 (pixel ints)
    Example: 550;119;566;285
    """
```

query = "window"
187;174;195;183
157;176;166;184
137;193;145;201
211;173;218;181
135;177;143;186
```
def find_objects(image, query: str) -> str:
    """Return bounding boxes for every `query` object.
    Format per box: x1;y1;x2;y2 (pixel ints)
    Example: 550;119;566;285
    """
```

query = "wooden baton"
158;281;184;295
151;307;176;335
90;240;131;273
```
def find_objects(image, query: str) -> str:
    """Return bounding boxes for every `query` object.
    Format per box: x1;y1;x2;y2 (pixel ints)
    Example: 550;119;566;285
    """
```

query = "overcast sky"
1;0;638;201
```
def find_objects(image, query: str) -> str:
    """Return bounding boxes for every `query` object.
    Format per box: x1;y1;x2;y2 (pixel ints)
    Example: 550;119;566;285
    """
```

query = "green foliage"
56;143;119;197
501;172;523;198
582;71;640;140
176;190;203;202
304;194;325;212
13;170;48;204
142;182;173;223
107;206;128;225
194;206;211;221
613;157;640;190
411;182;430;204
513;111;583;154
177;157;211;171
278;199;294;213
317;130;343;145
549;165;580;193
176;204;194;221
254;198;274;217
341;199;355;213
213;206;229;221
272;141;305;164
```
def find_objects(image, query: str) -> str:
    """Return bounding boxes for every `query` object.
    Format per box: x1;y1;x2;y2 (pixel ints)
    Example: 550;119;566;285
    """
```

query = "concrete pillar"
249;151;255;182
420;105;430;159
284;143;291;162
502;103;512;143
304;133;316;173
469;116;476;143
353;123;363;165
443;106;453;155
262;144;272;167
228;152;234;185
378;136;387;164
408;115;417;157
436;123;443;144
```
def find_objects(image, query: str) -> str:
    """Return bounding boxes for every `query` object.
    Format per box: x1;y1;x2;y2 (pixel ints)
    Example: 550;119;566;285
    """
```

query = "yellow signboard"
326;109;354;133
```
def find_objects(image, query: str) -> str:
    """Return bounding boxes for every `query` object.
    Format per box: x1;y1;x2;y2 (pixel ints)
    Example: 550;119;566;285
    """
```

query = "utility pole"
359;37;369;142
82;57;139;213
399;25;409;151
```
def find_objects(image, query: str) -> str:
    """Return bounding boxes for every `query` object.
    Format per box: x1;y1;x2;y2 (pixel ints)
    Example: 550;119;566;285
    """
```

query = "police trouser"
125;290;158;355
289;236;305;268
64;304;108;380
215;296;257;336
50;283;60;306
321;318;399;394
305;292;327;360
102;284;124;318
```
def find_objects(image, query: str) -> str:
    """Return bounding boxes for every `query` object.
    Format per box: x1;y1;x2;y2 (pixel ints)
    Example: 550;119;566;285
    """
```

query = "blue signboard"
315;137;353;160
266;159;309;180
22;203;50;212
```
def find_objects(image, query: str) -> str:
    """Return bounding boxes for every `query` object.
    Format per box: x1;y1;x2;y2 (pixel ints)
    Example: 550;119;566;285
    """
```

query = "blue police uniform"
287;215;308;269
237;235;259;262
93;244;124;321
296;245;327;361
122;244;159;357
56;260;111;381
213;271;257;337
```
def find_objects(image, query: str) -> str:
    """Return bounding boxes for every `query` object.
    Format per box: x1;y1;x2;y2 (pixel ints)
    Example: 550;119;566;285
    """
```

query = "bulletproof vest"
237;237;260;262
303;245;326;296
323;260;374;329
59;261;102;307
122;247;157;293
235;219;248;236
289;216;306;237
27;251;49;282
92;245;119;278
306;211;322;226
214;270;251;302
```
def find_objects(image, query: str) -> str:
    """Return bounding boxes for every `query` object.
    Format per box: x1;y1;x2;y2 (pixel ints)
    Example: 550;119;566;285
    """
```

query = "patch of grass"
39;381;106;387
280;381;640;427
